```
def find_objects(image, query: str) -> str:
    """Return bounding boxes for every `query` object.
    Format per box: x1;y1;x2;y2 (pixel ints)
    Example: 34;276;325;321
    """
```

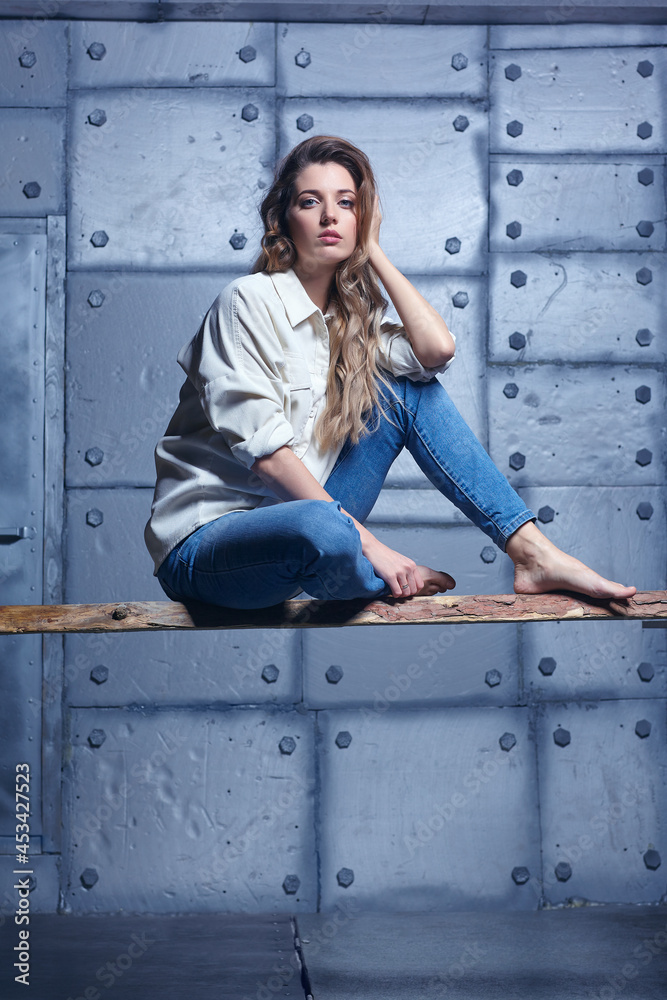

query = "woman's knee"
289;499;359;556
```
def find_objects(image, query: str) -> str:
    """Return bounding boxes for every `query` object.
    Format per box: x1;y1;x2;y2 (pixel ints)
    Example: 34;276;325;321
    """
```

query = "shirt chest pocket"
281;352;313;439
282;351;312;390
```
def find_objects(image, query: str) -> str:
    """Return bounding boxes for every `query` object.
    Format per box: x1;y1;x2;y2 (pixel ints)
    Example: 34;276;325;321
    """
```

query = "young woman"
145;135;636;609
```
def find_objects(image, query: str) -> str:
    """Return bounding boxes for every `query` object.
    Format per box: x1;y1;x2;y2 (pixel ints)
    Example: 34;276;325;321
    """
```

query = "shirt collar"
269;267;328;328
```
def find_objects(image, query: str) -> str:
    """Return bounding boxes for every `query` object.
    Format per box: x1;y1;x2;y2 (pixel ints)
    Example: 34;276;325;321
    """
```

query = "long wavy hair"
250;135;402;452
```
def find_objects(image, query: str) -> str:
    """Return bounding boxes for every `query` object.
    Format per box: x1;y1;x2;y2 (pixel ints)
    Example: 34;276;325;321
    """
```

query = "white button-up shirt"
144;266;455;573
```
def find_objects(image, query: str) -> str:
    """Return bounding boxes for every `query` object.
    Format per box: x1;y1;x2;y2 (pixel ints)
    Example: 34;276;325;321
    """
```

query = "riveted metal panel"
0;20;68;107
490;25;667;48
318;707;541;911
489;367;665;487
537;700;667;904
490;160;666;252
64;708;316;912
304;524;519;709
65;271;243;488
279;98;488;275
522;619;666;702
488;252;665;364
490;48;665;154
69;21;275;88
68;88;275;270
0;854;60;914
277;23;487;97
0;109;65;216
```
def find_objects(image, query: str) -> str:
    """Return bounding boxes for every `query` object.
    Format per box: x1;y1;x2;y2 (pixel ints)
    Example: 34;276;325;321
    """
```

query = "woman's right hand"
361;534;425;598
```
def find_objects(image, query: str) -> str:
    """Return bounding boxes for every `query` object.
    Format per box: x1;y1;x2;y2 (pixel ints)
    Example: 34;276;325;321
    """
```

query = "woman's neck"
292;261;334;315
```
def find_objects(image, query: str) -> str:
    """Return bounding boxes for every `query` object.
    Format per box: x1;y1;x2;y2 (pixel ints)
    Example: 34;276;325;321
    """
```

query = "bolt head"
538;656;557;676
452;290;469;309
261;663;279;684
635;719;651;739
506;221;522;239
480;545;496;564
87;289;105;308
637;264;653;283
445;236;461;255
336;867;354;888
451;52;468;71
637;60;654;78
85;447;104;467
239;45;257;63
22;181;41;199
511;269;527;288
80;867;99;889
643;849;661;871
512;866;530;885
636;220;654;238
635;385;651;404
509;451;525;471
87;728;106;748
229;231;247;250
636;327;653;346
637;661;654;682
555;861;572;882
506;119;523;138
499;732;517;752
637;121;653;140
335;730;352;748
635;448;652;467
90;664;109;684
87;42;107;60
636;501;653;520
90;230;108;248
638;167;654;186
326;664;343;684
503;382;519;399
279;736;296;755
505;63;522;81
241;103;258;122
295;49;311;68
296;113;314;132
19;50;37;68
509;331;526;350
553;727;571;747
485;669;502;688
538;505;555;524
86;508;103;527
506;169;524;187
87;108;107;127
453;115;470;132
282;874;300;894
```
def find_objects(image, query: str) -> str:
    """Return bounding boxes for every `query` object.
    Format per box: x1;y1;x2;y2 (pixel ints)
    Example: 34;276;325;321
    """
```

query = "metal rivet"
512;866;530;885
506;120;523;137
87;289;105;308
451;52;468;71
553;727;570;747
229;231;247;250
485;669;502;688
445;236;461;255
453;115;469;132
635;385;651;404
539;657;557;676
241;103;258;122
506;221;522;239
503;382;519;399
635;719;651;739
336;867;354;887
505;63;522;81
636;327;653;346
90;230;108;247
637;60;654;78
335;731;352;748
282;874;300;894
87;42;106;60
239;45;257;63
509;452;525;471
636;502;653;520
19;50;37;68
506;169;524;186
637;662;654;682
90;664;109;684
86;508;103;527
480;546;496;564
261;664;279;684
637;168;654;186
452;291;469;308
499;732;516;752
644;850;661;870
637;121;653;140
279;736;296;755
80;867;99;888
326;664;343;684
22;181;41;199
636;220;654;238
296;113;314;132
295;48;311;68
87;108;107;127
509;331;526;350
85;447;104;466
635;449;652;467
555;861;572;882
511;269;527;288
538;506;555;524
87;729;106;748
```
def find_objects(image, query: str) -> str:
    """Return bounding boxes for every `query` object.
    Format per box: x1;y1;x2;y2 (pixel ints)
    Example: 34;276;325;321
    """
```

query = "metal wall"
0;17;665;914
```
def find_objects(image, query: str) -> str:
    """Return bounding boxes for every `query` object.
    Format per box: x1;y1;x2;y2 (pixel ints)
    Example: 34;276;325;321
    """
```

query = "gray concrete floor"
0;906;666;999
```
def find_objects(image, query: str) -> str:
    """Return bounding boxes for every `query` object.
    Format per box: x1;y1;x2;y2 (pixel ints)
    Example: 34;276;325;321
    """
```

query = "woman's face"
285;161;358;271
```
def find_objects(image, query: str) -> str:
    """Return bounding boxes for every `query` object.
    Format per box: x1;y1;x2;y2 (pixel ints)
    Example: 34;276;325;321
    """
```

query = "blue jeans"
157;375;535;609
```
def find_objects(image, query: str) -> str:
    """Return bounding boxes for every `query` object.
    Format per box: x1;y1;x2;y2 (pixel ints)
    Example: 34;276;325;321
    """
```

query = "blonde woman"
145;135;635;609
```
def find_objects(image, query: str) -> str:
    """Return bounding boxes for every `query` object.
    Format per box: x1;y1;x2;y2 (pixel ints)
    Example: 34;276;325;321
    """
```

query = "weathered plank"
0;591;665;635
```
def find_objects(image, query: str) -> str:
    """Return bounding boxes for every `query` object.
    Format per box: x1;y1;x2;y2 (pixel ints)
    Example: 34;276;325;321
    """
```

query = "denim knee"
288;499;359;559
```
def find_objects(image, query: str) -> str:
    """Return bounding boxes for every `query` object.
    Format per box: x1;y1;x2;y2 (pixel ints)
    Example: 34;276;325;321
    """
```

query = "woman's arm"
251;446;425;598
368;196;456;369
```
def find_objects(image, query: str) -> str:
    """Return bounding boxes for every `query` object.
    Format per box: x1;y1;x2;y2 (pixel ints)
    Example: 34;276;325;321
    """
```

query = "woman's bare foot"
506;521;636;601
413;566;456;597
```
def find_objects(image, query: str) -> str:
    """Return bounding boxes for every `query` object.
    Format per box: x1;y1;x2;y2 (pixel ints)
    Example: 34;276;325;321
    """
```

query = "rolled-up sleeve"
378;310;456;383
177;283;296;469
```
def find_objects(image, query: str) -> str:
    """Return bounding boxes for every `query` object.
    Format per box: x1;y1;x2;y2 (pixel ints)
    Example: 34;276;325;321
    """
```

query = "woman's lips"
318;235;342;243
